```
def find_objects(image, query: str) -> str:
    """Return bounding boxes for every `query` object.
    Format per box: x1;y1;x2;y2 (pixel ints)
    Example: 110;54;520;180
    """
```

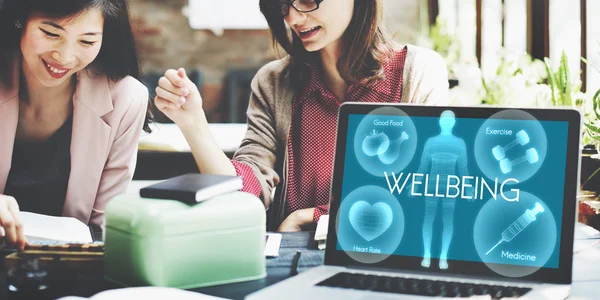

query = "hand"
154;68;205;128
277;208;316;232
0;195;27;251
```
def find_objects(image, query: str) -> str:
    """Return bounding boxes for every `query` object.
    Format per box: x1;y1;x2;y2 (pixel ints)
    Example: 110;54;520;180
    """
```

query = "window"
503;0;527;54
187;0;269;34
480;0;503;78
431;0;595;92
439;0;477;63
549;0;581;86
587;0;600;93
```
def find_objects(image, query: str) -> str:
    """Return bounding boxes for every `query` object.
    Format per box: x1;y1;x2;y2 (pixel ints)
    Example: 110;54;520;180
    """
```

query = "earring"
14;20;22;29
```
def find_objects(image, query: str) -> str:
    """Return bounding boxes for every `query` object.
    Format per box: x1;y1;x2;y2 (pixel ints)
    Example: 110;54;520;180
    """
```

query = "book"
19;212;93;244
139;174;243;204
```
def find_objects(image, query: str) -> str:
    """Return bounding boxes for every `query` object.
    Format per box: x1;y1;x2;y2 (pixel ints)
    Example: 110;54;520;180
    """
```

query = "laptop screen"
328;105;580;283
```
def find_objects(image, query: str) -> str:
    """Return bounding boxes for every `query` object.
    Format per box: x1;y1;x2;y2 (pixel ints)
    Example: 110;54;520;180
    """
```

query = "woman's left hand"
277;208;315;232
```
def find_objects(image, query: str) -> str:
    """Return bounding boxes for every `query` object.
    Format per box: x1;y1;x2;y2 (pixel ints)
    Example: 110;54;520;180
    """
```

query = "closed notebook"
139;174;243;204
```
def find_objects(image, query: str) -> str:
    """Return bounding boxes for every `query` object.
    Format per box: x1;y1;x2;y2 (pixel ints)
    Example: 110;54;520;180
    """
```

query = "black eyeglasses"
277;0;324;17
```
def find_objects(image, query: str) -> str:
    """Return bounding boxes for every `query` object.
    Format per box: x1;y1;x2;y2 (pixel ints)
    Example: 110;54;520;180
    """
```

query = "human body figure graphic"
416;111;470;270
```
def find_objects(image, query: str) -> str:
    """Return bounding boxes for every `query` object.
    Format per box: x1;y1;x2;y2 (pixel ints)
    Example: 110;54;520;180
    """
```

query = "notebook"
139;174;243;204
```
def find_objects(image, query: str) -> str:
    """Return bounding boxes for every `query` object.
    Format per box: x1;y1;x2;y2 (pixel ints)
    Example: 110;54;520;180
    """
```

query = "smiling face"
19;9;104;88
284;0;354;53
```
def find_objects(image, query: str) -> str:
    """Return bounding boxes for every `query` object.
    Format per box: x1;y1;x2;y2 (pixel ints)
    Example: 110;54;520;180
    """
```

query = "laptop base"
247;265;570;300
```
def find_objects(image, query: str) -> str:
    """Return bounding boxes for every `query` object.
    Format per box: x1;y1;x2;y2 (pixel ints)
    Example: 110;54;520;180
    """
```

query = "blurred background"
131;0;429;124
129;0;599;125
132;1;600;200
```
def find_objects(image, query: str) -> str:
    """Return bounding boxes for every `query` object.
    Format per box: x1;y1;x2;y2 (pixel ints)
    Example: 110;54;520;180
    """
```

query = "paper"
265;233;282;257
315;215;329;241
573;239;600;254
138;123;246;153
138;123;190;152
19;211;92;244
57;286;228;299
575;222;600;240
317;240;326;250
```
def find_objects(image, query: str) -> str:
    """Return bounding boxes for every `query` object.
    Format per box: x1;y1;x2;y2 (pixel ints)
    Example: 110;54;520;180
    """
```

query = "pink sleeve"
231;160;262;198
91;84;148;228
313;204;329;223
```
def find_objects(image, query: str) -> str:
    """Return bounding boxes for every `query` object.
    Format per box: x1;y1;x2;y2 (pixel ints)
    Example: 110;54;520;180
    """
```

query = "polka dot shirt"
233;47;408;224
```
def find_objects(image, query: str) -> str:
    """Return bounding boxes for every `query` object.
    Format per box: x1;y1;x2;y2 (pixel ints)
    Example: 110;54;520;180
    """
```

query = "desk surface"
198;232;324;299
1;228;599;300
0;232;323;300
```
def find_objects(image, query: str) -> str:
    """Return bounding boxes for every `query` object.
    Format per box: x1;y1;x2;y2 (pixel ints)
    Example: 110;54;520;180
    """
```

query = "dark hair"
259;0;394;90
0;0;153;133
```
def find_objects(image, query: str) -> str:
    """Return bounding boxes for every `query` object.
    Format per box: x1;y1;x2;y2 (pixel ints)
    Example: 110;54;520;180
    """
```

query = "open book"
19;212;93;244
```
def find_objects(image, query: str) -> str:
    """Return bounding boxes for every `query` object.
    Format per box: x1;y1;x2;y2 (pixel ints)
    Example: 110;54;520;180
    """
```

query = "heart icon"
349;201;393;242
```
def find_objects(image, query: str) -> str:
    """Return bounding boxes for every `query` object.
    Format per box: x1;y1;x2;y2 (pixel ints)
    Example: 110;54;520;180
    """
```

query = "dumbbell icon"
492;130;530;161
499;148;539;174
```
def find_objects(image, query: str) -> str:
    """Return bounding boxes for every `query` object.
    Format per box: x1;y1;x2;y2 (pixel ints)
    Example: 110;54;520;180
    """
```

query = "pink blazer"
0;59;148;227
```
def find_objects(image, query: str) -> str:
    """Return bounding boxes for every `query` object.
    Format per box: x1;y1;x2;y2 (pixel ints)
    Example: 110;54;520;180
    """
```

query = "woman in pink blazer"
0;0;152;250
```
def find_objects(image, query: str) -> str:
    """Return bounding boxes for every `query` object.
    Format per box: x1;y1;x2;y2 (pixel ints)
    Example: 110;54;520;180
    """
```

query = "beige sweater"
233;45;449;230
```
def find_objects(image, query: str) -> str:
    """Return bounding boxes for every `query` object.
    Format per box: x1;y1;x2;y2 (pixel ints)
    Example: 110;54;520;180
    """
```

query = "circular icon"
336;185;405;264
474;110;547;184
474;191;557;277
354;107;418;177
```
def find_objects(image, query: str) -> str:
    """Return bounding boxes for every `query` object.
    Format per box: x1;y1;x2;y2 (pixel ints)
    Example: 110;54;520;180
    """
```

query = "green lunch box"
103;191;267;289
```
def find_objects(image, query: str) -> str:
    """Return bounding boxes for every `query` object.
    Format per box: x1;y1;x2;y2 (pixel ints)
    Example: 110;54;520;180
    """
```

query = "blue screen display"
336;110;568;276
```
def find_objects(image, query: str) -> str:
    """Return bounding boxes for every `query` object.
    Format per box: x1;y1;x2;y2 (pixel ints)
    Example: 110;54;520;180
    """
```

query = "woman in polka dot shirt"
154;0;449;232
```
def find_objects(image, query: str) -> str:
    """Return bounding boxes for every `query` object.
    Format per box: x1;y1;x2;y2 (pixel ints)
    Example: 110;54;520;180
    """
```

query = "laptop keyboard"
316;272;531;299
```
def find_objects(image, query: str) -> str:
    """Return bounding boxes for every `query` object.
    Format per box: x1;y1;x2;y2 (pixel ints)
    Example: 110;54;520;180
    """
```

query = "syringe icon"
485;202;545;255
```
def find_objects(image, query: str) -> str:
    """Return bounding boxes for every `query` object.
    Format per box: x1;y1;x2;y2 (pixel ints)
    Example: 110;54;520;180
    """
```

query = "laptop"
247;103;581;300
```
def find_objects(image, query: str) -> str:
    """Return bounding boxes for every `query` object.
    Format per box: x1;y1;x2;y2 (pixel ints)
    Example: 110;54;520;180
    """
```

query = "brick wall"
129;0;421;122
